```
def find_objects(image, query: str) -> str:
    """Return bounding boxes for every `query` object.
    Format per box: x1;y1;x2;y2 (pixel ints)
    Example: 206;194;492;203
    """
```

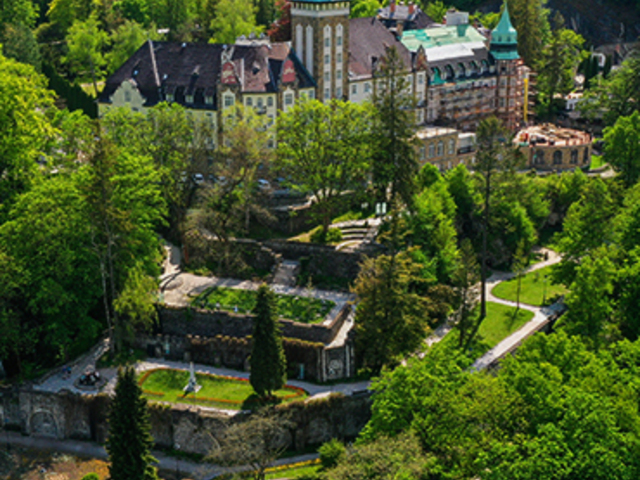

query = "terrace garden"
191;286;335;324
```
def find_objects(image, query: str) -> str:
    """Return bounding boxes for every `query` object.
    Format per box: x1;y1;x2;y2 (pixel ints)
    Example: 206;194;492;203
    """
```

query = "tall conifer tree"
250;284;287;397
107;367;158;480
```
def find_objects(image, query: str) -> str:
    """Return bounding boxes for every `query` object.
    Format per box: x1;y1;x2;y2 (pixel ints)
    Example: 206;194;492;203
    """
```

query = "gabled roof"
349;17;413;80
99;41;314;108
377;4;435;31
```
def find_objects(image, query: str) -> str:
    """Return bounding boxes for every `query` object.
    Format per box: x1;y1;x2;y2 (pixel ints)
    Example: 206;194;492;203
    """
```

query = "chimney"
390;0;396;13
408;2;416;14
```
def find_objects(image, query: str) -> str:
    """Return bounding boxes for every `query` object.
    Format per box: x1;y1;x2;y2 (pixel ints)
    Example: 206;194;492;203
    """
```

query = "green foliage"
350;0;380;18
310;227;343;244
64;15;109;96
210;0;261;44
536;11;587;119
325;432;432;480
0;50;56;215
424;0;448;22
359;332;640;479
507;0;550;68
107;367;159;480
41;62;98;117
319;439;346;470
371;46;418;207
107;20;153;75
581;52;640;126
561;247;616;347
352;251;451;373
604;111;640;187
1;22;41;69
81;474;99;480
250;285;287;398
277;98;372;235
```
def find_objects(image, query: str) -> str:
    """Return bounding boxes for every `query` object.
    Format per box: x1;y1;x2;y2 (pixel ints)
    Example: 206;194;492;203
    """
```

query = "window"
336;87;342;98
337;53;342;63
336;70;342;80
205;96;213;105
428;143;435;158
571;150;578;164
324;88;330;100
352;84;358;95
364;82;371;93
420;146;426;160
583;149;589;164
418;74;424;85
324;54;330;65
124;91;131;102
324;72;330;82
186;95;193;103
437;141;444;156
448;139;455;155
246;97;253;106
284;93;293;106
534;150;545;165
224;95;234;107
553;150;563;165
267;96;274;107
337;35;343;46
325;37;330;47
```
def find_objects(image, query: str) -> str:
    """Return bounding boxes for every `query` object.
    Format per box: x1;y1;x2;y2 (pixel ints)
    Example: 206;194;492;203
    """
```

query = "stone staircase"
333;219;382;252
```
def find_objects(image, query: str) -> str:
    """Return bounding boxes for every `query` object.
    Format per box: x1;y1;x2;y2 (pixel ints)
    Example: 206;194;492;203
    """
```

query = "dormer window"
167;93;174;102
205;96;213;105
186;95;194;103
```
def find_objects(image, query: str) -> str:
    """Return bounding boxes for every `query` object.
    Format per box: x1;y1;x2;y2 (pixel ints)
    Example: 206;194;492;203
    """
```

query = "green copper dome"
490;3;519;60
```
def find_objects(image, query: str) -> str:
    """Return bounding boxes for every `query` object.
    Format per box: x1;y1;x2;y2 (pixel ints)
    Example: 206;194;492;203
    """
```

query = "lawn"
192;286;335;324
265;460;321;479
139;368;307;410
589;154;606;170
492;264;569;307
478;302;535;348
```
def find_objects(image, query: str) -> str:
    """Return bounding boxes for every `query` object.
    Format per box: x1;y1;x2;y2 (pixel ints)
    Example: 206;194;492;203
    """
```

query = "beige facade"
415;127;476;171
516;125;592;171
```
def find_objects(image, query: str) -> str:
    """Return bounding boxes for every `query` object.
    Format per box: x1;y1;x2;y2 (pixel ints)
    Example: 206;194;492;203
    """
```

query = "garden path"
471;248;565;371
101;358;370;405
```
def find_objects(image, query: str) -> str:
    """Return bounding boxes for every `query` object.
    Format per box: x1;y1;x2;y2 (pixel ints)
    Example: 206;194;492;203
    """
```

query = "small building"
415;126;476;171
515;124;592;170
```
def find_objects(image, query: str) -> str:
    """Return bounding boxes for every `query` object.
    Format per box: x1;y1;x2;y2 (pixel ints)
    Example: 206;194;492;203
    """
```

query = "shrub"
81;474;99;480
310;227;343;244
319;438;346;470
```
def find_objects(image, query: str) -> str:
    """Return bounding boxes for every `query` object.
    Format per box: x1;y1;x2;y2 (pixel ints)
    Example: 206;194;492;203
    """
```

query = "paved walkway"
471;247;563;371
0;430;318;480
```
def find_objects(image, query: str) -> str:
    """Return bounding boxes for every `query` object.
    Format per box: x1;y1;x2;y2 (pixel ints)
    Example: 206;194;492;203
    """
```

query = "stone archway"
29;410;59;438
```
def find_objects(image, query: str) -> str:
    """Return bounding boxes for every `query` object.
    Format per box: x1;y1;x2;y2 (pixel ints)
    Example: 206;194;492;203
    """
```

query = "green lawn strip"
478;302;534;348
139;369;307;410
265;461;321;479
491;264;569;307
590;154;606;170
192;287;334;324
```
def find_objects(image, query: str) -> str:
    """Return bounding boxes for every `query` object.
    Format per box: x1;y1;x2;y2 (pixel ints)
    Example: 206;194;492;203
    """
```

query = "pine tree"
107;367;159;480
250;284;287;398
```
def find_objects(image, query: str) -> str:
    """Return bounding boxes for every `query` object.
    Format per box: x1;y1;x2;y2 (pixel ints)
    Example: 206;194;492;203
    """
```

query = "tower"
490;3;523;130
291;0;350;101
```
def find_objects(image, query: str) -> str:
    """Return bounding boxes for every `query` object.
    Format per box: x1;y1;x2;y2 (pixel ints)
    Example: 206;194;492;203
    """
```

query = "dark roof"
349;17;413;79
99;41;314;108
377;4;435;31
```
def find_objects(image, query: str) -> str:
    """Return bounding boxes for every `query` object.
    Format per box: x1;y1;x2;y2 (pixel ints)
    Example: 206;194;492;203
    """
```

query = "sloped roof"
377;4;436;31
99;41;314;107
349;17;413;80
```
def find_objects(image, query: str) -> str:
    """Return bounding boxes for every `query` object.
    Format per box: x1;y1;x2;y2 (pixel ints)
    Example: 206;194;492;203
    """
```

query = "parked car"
193;173;205;185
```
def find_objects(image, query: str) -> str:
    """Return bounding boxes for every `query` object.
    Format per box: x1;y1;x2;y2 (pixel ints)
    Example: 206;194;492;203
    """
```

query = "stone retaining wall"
159;303;352;346
0;386;371;455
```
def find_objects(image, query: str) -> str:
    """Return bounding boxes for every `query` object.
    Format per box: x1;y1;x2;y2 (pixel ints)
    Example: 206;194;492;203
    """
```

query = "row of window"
533;149;589;165
419;139;457;160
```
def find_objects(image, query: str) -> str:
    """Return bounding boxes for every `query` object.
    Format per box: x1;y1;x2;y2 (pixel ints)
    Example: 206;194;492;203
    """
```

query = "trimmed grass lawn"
589;154;606;170
265;461;321;479
492;264;569;307
478;302;534;348
192;286;334;324
139;368;307;410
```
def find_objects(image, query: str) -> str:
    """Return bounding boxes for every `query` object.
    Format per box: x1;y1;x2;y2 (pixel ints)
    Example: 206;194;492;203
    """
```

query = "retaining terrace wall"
0;386;371;455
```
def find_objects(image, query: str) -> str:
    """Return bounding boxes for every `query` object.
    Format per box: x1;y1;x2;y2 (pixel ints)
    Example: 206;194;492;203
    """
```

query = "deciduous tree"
64;15;109;96
604;110;640;188
277;98;372;238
